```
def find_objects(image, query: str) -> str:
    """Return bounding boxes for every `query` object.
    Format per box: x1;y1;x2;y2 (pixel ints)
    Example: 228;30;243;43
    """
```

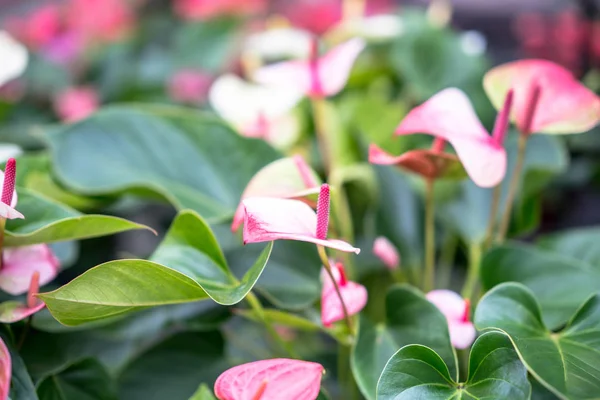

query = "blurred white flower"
0;144;22;163
328;14;403;42
0;31;28;87
209;74;303;149
244;28;312;60
460;30;487;56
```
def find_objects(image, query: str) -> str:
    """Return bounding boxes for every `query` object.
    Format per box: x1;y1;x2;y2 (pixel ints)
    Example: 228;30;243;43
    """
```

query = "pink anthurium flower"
242;184;360;254
321;262;367;327
232;156;320;232
214;358;324;400
373;236;400;270
0;336;9;400
54;86;99;123
0;244;59;296
0;271;47;323
391;88;512;188
484;59;600;135
253;38;366;99
426;290;476;350
168;69;212;104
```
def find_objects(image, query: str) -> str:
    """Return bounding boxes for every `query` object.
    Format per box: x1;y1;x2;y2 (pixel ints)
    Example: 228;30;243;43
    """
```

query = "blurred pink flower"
174;0;266;20
280;0;341;35
242;184;360;254
64;0;134;43
426;290;476;350
54;86;100;123
6;5;61;49
232;156;320;232
321;262;367;327
254;38;365;99
42;31;84;66
215;358;323;400
168;69;213;104
0;337;9;400
373;236;399;270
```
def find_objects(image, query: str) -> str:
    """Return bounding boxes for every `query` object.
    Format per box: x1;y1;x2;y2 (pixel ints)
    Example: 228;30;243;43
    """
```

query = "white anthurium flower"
327;14;403;43
0;144;22;163
0;31;28;87
244;27;313;60
209;74;303;149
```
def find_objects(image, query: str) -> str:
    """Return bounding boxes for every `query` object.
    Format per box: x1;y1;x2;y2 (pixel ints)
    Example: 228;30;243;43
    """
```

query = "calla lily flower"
391;88;512;188
214;358;324;400
0;31;28;87
484;59;600;135
0;337;9;400
321;262;367;327
0;244;59;296
209;74;303;147
0;270;47;323
373;236;400;270
242;184;360;254
253;38;366;98
426;290;476;349
232;156;320;232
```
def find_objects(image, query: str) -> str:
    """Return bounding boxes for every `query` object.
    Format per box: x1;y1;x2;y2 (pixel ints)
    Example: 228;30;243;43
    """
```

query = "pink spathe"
0;337;9;400
426;289;476;350
214;358;323;400
484;59;600;134
395;88;507;188
0;271;46;323
54;86;99;123
0;244;60;296
320;263;367;327
242;197;360;254
253;38;365;98
373;236;400;270
232;156;320;232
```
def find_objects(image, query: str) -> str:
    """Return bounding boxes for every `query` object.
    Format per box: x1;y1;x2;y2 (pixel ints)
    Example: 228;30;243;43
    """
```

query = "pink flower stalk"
0;244;60;296
321;262;367;327
393;88;511;188
242;186;360;254
0;159;22;220
315;184;330;240
484;59;600;135
232;156;320;232
168;69;213;104
54;86;99;123
253;38;366;99
174;0;266;21
0;337;9;400
426;290;476;349
373;236;400;270
214;358;324;400
0;270;46;323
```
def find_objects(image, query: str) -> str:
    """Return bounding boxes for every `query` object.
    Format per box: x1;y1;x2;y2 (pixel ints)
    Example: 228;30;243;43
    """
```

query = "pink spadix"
315;184;330;240
1;158;16;206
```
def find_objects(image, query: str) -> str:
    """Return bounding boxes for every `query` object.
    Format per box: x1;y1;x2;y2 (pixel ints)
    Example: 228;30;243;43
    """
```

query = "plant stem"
496;134;528;243
483;184;501;250
437;234;458;288
310;97;332;175
423;178;436;292
17;316;32;351
317;245;354;337
246;292;298;358
461;242;482;301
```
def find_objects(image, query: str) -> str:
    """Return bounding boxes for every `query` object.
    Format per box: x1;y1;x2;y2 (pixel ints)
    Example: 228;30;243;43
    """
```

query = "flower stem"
496;134;528;243
423;178;436;292
317;245;354;337
461;242;482;301
310;97;332;174
246;292;298;358
437;234;458;288
483;184;501;250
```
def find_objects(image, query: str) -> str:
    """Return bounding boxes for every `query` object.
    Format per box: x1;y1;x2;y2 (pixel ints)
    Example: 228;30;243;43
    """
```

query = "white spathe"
0;31;28;87
244;27;312;60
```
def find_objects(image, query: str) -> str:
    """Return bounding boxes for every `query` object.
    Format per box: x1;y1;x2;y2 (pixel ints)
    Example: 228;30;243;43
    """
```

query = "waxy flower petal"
395;88;507;188
426;290;476;350
253;38;365;98
320;264;367;327
232;156;320;232
214;358;324;400
373;236;400;270
484;59;600;134
0;244;59;296
242;197;360;254
0;300;45;324
0;337;9;400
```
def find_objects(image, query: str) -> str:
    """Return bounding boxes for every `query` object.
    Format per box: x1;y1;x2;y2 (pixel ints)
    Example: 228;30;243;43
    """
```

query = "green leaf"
38;210;272;325
47;105;280;222
5;188;153;247
117;331;226;400
475;283;600;399
481;242;600;329
351;285;456;400
188;384;216;400
36;359;117;400
376;331;530;399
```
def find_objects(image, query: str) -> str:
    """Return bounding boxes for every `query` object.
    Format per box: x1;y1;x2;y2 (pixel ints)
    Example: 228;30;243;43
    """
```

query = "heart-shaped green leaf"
36;358;117;400
38;210;272;325
475;282;600;399
5;188;153;247
351;284;456;400
481;242;600;329
46;105;280;223
189;384;216;400
376;331;530;399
